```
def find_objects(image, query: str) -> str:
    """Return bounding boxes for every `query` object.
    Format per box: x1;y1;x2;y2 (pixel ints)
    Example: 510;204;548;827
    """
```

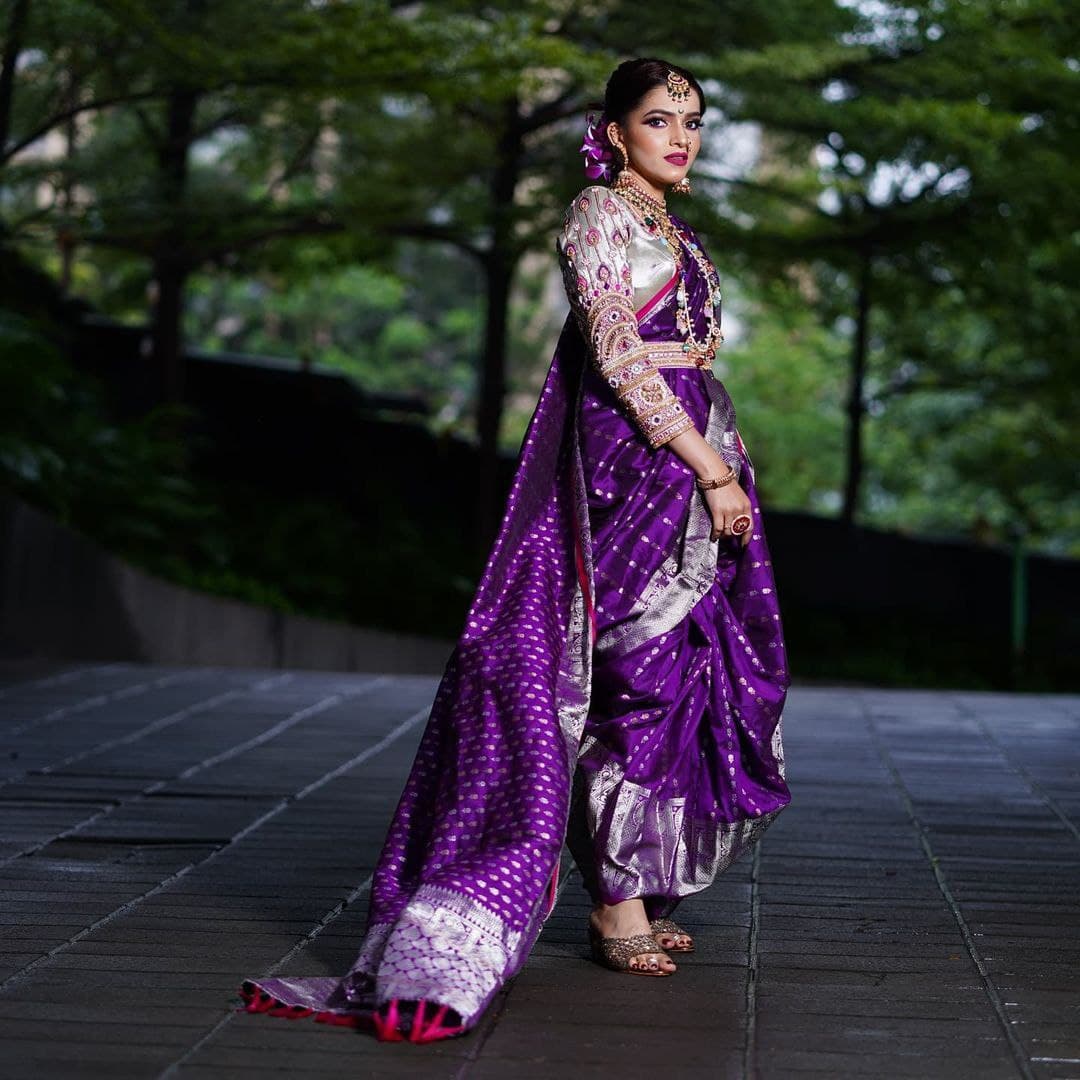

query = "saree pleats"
565;331;788;922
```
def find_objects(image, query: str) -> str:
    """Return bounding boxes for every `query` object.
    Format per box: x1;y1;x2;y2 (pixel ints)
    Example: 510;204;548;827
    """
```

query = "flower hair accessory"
580;112;615;181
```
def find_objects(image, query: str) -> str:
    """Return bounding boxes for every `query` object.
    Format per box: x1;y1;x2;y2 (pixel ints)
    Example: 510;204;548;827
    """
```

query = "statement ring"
731;514;752;535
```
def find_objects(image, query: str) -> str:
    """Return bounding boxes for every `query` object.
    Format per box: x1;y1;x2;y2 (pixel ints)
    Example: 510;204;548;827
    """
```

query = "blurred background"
0;0;1076;690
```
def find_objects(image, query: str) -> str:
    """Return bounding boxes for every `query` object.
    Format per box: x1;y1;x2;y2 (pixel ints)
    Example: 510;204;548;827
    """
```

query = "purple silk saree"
239;193;790;1042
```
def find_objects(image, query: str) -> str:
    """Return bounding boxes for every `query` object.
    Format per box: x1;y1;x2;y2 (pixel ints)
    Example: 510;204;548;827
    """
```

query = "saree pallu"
239;215;790;1041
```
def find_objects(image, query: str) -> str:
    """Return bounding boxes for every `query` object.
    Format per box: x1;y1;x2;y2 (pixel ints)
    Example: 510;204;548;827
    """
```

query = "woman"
239;57;790;1043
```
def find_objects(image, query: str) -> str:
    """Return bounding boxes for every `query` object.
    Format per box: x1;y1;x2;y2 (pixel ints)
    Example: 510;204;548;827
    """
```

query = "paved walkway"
0;662;1076;1079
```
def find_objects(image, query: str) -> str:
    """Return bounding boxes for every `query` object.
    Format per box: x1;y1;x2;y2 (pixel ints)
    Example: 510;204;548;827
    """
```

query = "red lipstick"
664;153;688;165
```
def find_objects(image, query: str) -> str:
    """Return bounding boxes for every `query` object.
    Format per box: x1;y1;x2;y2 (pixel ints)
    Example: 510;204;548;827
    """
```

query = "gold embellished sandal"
649;917;695;953
588;923;675;976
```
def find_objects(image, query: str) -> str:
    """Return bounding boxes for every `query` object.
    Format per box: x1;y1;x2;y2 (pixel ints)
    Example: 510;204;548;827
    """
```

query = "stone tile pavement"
0;662;1076;1079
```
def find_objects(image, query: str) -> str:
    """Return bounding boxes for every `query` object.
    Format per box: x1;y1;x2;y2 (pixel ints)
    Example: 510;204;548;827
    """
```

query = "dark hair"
603;58;706;125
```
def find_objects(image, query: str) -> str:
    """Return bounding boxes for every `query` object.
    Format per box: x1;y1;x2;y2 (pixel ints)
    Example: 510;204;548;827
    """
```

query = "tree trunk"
473;101;523;549
476;243;514;470
0;0;32;157
151;254;190;404
841;252;871;526
150;86;198;404
59;69;78;291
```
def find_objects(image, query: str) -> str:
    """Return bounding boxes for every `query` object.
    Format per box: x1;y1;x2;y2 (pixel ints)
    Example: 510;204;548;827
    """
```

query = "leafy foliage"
0;311;209;558
1;0;1077;682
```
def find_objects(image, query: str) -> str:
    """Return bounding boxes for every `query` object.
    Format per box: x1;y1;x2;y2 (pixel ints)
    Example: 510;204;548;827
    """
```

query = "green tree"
718;281;847;513
2;0;441;402
690;0;1079;548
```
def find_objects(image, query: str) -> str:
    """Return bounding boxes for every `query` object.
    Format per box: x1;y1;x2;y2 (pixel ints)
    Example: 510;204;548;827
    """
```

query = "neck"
616;169;667;207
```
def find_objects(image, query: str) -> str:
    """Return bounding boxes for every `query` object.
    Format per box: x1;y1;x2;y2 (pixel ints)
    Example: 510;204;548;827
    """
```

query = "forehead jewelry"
667;70;691;105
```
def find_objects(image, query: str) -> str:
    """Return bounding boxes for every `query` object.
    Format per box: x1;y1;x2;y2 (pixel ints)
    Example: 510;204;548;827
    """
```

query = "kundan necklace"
611;172;725;361
612;172;684;269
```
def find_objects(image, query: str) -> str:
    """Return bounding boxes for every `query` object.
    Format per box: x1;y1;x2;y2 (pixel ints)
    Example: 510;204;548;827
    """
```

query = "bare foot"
590;898;676;974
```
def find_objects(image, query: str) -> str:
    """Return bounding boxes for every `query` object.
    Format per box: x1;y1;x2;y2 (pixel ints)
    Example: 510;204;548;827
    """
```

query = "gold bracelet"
695;465;736;491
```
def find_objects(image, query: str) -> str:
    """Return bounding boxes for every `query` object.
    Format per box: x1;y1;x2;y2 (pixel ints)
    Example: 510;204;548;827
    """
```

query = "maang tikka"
666;70;691;104
668;70;693;194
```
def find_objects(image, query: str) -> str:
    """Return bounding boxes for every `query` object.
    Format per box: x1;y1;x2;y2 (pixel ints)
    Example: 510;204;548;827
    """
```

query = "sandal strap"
594;931;670;967
649;918;687;936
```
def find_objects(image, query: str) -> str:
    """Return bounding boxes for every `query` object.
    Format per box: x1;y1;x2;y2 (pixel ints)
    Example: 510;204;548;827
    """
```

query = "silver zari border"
365;884;524;1025
580;715;787;907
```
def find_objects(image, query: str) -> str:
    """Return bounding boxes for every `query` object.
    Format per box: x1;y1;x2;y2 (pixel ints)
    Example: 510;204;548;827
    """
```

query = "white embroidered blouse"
556;185;696;450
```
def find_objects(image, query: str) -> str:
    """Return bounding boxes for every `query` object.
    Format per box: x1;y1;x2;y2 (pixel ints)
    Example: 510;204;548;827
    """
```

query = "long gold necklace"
611;173;724;361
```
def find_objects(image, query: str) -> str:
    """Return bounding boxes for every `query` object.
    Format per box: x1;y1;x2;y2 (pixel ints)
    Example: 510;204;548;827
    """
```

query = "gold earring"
671;177;692;195
606;123;627;174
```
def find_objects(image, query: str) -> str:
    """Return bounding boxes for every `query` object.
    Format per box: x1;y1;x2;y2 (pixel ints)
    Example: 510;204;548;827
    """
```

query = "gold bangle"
695;466;736;491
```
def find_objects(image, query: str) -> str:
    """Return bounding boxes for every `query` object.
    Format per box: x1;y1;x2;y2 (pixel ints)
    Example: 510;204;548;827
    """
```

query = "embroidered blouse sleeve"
556;186;694;450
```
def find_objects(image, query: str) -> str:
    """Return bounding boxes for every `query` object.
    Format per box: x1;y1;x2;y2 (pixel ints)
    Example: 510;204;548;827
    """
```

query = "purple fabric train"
239;185;790;1042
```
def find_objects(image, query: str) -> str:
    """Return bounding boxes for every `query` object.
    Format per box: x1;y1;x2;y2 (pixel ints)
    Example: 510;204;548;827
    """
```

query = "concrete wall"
3;491;1078;688
0;497;454;675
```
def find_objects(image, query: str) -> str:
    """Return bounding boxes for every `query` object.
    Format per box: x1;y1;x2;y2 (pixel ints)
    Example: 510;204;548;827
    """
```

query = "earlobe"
606;122;627;173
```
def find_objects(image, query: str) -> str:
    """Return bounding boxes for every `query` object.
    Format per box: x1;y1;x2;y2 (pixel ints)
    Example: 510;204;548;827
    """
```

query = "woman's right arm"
557;187;694;451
